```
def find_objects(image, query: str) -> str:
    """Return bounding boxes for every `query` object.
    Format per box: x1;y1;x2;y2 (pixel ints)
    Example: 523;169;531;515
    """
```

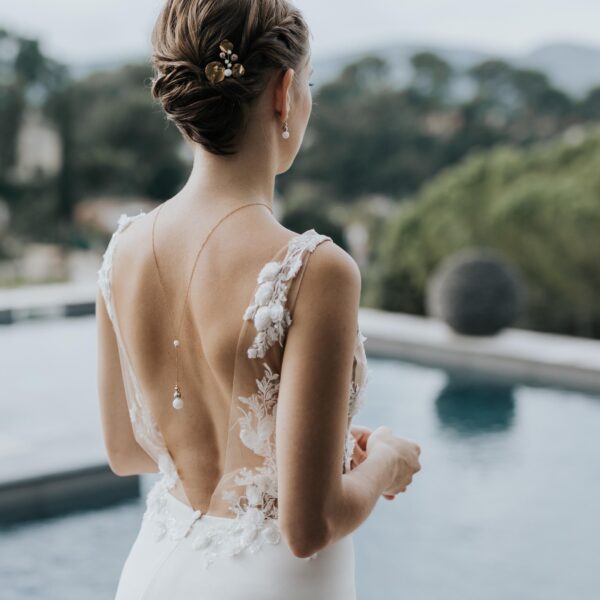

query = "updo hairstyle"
151;0;310;155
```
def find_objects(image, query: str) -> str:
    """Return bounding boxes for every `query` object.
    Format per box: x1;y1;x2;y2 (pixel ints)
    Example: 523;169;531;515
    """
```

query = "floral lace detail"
97;210;169;463
243;229;332;359
188;363;282;568
189;508;282;569
143;455;203;542
97;212;146;323
348;331;369;419
343;330;371;472
228;363;279;516
236;363;279;463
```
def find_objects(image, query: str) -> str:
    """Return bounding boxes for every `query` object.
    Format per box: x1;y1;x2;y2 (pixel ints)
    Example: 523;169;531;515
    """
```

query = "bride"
95;0;421;598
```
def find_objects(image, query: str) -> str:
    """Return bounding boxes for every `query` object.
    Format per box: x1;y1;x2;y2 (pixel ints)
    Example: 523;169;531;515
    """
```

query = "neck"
176;140;278;214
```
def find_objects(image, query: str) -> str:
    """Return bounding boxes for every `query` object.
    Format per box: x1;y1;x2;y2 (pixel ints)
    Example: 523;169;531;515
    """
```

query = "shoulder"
290;231;362;318
113;210;149;242
97;210;148;283
283;232;361;355
105;210;150;259
299;233;361;295
100;210;148;258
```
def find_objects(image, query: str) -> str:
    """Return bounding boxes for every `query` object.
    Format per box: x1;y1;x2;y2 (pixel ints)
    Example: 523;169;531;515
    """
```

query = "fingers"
351;425;372;451
353;443;368;459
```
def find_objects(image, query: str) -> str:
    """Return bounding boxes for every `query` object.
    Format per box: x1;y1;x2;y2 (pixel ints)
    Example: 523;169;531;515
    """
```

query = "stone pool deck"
0;282;97;324
359;308;600;393
1;284;600;523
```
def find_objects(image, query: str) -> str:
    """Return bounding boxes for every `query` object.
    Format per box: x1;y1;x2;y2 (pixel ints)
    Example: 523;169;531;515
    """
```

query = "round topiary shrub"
426;247;523;336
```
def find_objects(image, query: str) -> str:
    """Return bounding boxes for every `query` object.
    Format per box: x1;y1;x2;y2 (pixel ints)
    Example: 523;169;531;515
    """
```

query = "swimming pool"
1;324;599;599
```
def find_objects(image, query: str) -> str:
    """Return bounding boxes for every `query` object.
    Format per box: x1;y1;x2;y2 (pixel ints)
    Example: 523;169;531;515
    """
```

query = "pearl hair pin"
205;39;245;83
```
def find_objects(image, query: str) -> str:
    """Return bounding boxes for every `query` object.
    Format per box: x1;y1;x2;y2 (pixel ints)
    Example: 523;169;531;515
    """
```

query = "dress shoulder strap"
97;211;146;322
243;228;332;359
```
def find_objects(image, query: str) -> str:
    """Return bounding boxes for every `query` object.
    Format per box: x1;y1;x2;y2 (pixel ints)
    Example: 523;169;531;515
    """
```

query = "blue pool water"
1;318;600;599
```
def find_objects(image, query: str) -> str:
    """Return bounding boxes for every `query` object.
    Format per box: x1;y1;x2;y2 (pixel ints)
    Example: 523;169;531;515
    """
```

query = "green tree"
410;51;453;103
70;64;188;200
0;29;64;175
466;59;573;141
579;86;600;120
281;205;348;251
285;55;442;199
370;131;600;338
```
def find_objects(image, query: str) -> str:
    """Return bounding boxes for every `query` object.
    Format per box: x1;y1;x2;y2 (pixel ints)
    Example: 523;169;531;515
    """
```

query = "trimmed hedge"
426;248;523;335
370;129;600;338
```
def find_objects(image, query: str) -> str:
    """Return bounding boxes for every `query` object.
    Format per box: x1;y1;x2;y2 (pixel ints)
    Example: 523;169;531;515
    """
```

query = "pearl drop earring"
281;121;290;139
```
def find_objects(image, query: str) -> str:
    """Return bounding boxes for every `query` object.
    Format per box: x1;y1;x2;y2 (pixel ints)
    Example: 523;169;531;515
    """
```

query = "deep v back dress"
97;208;370;599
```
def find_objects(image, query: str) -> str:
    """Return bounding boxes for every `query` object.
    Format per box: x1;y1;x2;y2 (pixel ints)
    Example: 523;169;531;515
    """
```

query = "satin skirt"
114;490;357;600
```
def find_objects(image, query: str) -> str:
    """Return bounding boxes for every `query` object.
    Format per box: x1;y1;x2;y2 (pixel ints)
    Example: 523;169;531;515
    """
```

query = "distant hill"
311;42;488;89
519;43;600;96
313;41;600;98
73;40;600;99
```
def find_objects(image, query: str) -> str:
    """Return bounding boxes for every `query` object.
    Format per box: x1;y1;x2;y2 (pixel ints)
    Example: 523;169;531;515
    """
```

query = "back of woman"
96;1;421;598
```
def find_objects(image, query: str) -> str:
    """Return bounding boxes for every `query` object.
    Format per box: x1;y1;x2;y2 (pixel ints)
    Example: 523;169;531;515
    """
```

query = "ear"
274;68;295;122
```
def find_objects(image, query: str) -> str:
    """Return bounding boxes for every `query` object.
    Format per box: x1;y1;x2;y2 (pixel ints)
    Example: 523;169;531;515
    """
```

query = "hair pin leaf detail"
205;39;245;83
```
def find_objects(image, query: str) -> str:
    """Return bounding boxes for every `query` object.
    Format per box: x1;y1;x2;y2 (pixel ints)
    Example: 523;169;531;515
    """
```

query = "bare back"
97;200;369;560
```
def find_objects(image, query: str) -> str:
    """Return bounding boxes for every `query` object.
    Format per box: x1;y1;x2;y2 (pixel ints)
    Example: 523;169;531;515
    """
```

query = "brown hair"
151;0;310;155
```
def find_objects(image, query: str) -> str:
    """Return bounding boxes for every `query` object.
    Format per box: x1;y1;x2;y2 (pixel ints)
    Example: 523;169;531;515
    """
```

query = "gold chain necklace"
151;200;273;410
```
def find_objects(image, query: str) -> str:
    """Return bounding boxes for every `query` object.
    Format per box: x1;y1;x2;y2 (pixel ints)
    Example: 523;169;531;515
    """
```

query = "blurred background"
1;1;599;599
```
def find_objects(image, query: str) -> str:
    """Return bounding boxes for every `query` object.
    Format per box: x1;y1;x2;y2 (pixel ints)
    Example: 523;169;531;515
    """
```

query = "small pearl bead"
172;396;184;410
173;339;180;348
282;130;290;139
224;68;232;77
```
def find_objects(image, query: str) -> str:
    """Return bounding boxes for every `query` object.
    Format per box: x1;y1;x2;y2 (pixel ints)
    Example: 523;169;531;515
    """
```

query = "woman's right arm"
276;241;421;559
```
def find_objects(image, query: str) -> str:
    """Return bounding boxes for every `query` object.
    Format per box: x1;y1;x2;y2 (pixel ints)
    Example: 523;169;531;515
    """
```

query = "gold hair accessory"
205;39;245;83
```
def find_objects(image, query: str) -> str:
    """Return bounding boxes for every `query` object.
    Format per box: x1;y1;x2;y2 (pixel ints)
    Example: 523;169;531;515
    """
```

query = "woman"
96;1;421;598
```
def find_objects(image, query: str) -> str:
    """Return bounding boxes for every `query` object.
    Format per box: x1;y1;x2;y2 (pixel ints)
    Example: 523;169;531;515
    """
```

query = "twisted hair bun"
151;0;309;155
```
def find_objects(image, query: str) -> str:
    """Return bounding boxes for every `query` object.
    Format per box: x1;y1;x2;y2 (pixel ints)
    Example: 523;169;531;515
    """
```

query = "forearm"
325;449;393;545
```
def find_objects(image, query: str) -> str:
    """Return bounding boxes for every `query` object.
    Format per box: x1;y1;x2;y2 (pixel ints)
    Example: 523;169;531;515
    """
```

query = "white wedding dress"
97;212;370;599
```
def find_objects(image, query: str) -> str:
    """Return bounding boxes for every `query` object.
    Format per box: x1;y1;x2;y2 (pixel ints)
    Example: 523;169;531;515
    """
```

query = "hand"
350;425;371;469
350;425;401;501
366;426;421;498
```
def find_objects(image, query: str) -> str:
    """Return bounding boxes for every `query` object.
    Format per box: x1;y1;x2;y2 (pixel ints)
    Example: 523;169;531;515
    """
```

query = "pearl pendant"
172;384;184;410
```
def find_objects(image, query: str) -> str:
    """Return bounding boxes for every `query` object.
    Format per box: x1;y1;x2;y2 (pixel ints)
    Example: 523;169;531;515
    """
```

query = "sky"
1;0;600;66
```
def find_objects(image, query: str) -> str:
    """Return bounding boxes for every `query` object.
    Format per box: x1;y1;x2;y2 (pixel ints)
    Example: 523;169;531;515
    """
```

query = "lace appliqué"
187;363;282;568
243;230;331;359
226;362;279;521
143;455;203;542
342;330;371;473
97;212;146;323
97;210;168;461
348;331;369;418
